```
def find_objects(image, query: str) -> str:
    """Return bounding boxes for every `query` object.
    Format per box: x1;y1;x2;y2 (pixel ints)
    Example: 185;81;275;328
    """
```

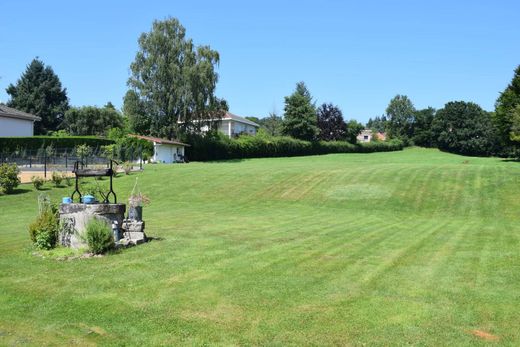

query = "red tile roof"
129;134;190;146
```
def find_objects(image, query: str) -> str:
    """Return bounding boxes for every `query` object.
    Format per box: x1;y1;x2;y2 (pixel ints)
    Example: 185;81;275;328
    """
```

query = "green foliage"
432;101;497;156
0;163;20;194
0;136;114;153
28;195;59;250
74;144;93;158
6;58;69;134
257;112;283;136
494;65;520;147
83;218;114;254
31;176;45;190
366;115;388;133
282;82;319;141
412;107;436;147
123;90;150;135
63;105;124;136
184;132;403;161
386;95;416;140
128;17;227;139
317;103;346;141
51;171;63;187
345;119;365;144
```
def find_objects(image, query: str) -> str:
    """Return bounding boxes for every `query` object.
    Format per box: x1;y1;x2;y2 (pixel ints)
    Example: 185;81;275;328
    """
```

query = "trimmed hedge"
185;133;404;161
0;136;114;153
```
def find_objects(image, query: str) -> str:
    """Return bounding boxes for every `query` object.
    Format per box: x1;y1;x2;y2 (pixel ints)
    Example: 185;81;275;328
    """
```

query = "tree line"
4;17;520;157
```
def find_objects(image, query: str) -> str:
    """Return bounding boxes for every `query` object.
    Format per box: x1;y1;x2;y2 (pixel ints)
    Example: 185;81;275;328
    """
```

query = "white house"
216;112;260;137
356;129;387;143
183;112;260;138
0;104;41;136
130;135;190;164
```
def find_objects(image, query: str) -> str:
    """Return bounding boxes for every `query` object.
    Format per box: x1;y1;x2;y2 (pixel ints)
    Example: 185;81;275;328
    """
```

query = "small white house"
0;104;41;137
130;135;190;164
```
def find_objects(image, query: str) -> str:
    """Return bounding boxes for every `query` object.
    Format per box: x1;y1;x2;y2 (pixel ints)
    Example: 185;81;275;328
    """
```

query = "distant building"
0;104;41;137
216;112;260;137
183;112;260;138
357;129;386;143
130;135;190;164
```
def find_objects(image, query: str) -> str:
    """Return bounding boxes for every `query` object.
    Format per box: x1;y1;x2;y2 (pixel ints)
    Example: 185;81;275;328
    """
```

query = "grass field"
1;147;519;346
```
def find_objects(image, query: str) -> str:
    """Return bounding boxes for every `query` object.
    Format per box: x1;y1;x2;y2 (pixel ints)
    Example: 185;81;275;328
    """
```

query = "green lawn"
1;148;519;346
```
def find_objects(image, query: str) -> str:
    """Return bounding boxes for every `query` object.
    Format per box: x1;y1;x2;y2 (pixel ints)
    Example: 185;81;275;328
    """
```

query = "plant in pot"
128;177;150;221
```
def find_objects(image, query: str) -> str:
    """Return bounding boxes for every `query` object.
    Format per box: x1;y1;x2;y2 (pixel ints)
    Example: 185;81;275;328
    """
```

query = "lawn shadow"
501;158;520;163
146;236;164;242
5;188;32;195
203;159;246;164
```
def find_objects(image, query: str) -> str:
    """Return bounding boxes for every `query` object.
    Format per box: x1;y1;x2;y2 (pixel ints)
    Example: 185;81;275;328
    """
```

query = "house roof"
0;104;41;122
222;112;260;127
129;134;190;147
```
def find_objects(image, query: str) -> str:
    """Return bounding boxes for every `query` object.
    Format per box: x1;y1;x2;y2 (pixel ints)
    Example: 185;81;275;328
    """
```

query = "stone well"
59;203;126;248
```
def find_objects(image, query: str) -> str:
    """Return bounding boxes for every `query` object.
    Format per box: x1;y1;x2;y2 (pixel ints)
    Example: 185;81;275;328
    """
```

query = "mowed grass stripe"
1;148;520;345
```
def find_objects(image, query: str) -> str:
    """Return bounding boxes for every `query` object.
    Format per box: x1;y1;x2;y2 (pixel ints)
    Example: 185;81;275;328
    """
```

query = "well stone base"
59;203;126;248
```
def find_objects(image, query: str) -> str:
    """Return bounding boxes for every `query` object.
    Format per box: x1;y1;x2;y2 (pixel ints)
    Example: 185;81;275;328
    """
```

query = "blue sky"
1;0;518;123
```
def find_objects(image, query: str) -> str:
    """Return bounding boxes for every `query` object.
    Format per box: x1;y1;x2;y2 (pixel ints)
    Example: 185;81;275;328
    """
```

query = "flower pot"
128;205;143;221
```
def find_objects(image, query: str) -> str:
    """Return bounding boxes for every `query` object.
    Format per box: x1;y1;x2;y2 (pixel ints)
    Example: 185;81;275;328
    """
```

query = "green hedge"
0;136;114;153
184;133;404;161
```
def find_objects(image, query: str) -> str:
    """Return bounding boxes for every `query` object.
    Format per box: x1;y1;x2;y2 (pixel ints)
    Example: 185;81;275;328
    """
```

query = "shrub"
0;163;20;194
28;195;59;250
51;171;63;187
31;176;45;190
74;144;93;158
84;218;114;254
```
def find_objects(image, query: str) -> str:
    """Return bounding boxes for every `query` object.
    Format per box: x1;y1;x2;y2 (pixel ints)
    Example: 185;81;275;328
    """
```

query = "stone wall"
59;203;125;248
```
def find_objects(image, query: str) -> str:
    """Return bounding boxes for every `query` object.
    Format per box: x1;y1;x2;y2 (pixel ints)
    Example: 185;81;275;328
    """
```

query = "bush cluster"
184;133;403;161
84;218;114;254
0;163;20;194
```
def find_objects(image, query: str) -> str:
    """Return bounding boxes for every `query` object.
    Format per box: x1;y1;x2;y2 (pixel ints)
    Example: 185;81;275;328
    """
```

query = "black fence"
0;146;144;178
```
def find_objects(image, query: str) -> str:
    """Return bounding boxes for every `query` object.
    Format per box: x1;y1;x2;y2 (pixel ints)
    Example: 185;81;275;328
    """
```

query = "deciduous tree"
345;119;364;144
432;101;496;156
127;17;227;139
386;95;415;140
63;104;124;136
317;103;346;141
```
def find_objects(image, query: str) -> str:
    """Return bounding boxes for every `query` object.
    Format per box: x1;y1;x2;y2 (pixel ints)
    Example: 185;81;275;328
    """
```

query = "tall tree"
412;107;436;147
432;101;497;156
6;59;69;134
123;90;150;135
127;17;227;140
282;82;318;141
345;119;364;144
494;65;520;147
317;103;346;141
386;95;416;140
63;104;124;136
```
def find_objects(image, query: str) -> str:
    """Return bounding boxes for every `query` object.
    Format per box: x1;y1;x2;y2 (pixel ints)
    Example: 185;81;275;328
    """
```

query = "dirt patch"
469;329;499;341
18;171;74;184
